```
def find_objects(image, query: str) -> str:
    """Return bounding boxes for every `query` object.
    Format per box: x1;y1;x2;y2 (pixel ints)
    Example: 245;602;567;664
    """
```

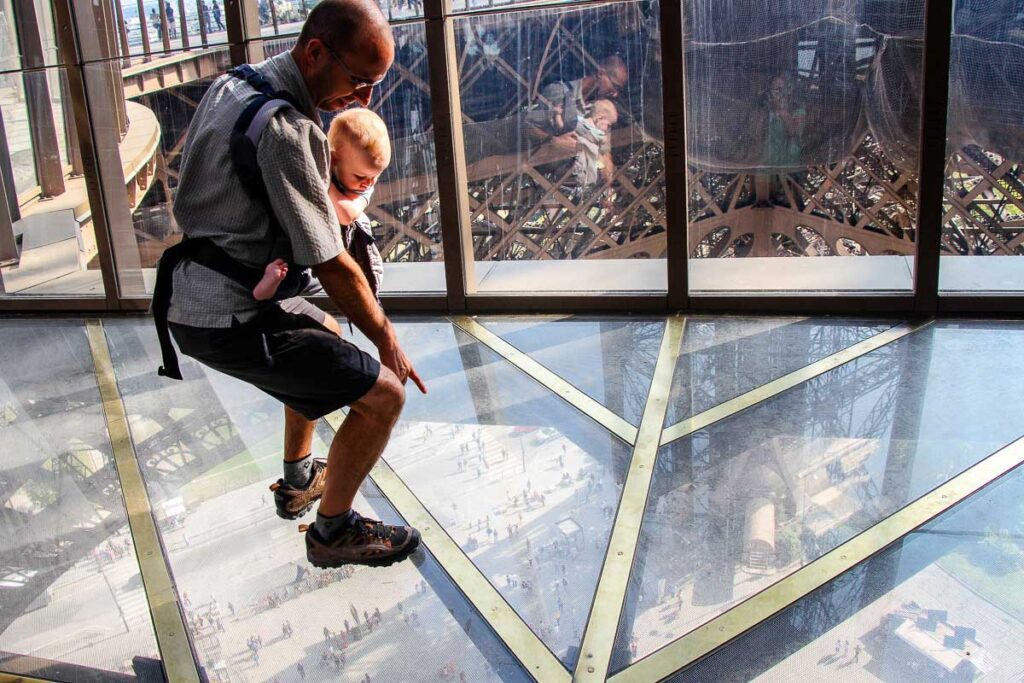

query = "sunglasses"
325;44;386;91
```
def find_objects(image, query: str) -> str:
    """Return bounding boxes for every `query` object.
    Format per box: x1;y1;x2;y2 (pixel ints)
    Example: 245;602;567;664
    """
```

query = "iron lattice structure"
116;3;1024;267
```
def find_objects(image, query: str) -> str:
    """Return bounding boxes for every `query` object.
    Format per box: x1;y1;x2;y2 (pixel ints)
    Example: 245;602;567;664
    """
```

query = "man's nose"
354;86;373;107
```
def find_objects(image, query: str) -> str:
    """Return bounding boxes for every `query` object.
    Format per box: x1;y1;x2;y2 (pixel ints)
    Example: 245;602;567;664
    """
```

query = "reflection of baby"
571;99;618;187
253;108;389;301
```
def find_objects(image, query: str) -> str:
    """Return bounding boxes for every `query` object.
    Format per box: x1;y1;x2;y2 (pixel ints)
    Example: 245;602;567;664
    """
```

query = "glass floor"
2;313;1024;682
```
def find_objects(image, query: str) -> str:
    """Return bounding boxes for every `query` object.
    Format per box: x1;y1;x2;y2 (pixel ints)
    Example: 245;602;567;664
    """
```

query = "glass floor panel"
665;317;897;425
103;320;529;683
477;316;665;426
613;321;1024;671
341;320;634;668
671;460;1024;682
5;314;1024;682
0;321;160;678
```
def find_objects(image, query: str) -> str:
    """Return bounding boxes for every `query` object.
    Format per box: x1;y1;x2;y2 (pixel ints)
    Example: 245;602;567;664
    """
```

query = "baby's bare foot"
253;259;288;301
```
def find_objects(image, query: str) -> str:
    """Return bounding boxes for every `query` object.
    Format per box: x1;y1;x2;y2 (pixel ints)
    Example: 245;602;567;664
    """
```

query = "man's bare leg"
284;405;315;462
317;366;404;516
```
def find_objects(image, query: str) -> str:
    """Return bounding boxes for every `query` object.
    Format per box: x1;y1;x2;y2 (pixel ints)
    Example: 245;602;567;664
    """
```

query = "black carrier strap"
153;65;314;380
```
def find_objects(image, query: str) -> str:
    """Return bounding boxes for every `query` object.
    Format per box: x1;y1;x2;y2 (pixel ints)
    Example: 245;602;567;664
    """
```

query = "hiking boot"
299;512;421;568
269;458;327;520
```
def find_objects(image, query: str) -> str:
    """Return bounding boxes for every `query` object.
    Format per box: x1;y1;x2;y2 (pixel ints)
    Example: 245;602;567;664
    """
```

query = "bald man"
165;0;426;568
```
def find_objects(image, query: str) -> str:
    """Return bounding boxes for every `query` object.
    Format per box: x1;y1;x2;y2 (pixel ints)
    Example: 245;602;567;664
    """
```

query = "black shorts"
169;302;380;420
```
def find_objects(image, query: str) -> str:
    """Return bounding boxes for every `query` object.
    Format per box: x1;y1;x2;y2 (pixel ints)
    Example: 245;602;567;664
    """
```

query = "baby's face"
331;142;387;193
592;111;616;133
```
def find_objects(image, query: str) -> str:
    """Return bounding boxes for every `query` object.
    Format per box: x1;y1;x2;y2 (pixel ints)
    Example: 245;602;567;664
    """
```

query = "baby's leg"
253;258;289;300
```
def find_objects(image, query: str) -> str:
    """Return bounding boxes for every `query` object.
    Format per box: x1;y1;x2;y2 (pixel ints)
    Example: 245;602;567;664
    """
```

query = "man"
149;8;163;41
163;0;426;568
211;0;225;31
525;53;628;181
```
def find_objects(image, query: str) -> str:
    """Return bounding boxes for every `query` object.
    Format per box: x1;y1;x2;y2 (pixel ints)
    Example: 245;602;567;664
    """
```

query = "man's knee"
354;367;405;420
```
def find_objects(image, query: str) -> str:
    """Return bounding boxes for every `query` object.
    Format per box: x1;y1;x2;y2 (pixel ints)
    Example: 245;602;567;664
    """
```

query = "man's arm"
312;252;426;394
257;114;424;392
329;184;368;225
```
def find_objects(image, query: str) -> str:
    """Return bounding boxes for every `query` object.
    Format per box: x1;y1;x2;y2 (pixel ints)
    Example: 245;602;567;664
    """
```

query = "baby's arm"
328;182;368;225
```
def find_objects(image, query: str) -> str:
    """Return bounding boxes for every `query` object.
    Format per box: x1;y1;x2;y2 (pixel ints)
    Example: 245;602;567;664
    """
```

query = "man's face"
596;66;627;98
307;38;393;112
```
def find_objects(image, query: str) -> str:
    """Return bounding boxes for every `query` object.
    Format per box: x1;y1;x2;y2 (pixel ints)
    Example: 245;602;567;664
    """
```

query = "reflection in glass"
614;321;1024;671
685;0;924;294
478;315;664;427
665;317;896;424
104;319;529;682
940;0;1024;293
1;67;103;297
0;321;160;675
456;2;666;293
672;462;1024;682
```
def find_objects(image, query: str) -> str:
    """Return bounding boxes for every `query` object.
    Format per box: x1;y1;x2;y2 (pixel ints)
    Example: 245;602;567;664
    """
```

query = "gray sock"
316;509;357;542
283;454;314;488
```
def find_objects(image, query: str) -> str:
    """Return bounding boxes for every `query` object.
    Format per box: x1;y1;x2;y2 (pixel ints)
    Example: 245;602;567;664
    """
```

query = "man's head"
589;99;618;133
594;55;628;98
291;0;394;111
328;108;391;193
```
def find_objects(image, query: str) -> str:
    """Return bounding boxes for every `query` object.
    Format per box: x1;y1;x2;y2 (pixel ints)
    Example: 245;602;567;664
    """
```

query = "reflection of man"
526;54;627;181
158;0;426;568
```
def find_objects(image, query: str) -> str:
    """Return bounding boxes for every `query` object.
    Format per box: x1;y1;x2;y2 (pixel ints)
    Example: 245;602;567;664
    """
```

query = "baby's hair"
591;99;618;124
328;108;392;167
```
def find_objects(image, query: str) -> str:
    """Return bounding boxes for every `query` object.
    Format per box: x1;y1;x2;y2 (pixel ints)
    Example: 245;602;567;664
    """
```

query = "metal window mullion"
177;0;192;49
53;0;142;307
226;0;264;65
660;0;688;310
12;0;66;198
425;0;473;312
912;0;953;315
158;0;171;51
136;0;153;58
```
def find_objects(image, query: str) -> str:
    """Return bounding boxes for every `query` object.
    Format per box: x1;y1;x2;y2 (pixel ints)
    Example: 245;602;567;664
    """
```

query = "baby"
253;108;390;301
570;99;618;186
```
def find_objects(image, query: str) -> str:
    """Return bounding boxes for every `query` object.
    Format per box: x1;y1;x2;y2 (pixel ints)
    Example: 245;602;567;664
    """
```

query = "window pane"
451;0;582;14
261;0;423;33
939;0;1024;294
266;26;444;294
121;0;232;59
685;1;924;295
117;29;442;297
457;1;666;294
1;67;104;297
668;449;1024;682
110;47;232;296
0;320;161;676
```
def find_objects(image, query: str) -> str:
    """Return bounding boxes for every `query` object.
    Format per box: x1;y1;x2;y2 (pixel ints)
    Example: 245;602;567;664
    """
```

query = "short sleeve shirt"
167;52;344;328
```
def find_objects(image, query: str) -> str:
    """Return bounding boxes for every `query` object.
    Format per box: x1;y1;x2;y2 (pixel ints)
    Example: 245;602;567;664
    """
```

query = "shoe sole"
276;500;315;521
306;530;422;569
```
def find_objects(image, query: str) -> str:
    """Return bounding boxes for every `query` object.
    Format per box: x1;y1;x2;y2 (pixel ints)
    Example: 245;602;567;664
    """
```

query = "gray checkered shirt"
167;51;344;328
